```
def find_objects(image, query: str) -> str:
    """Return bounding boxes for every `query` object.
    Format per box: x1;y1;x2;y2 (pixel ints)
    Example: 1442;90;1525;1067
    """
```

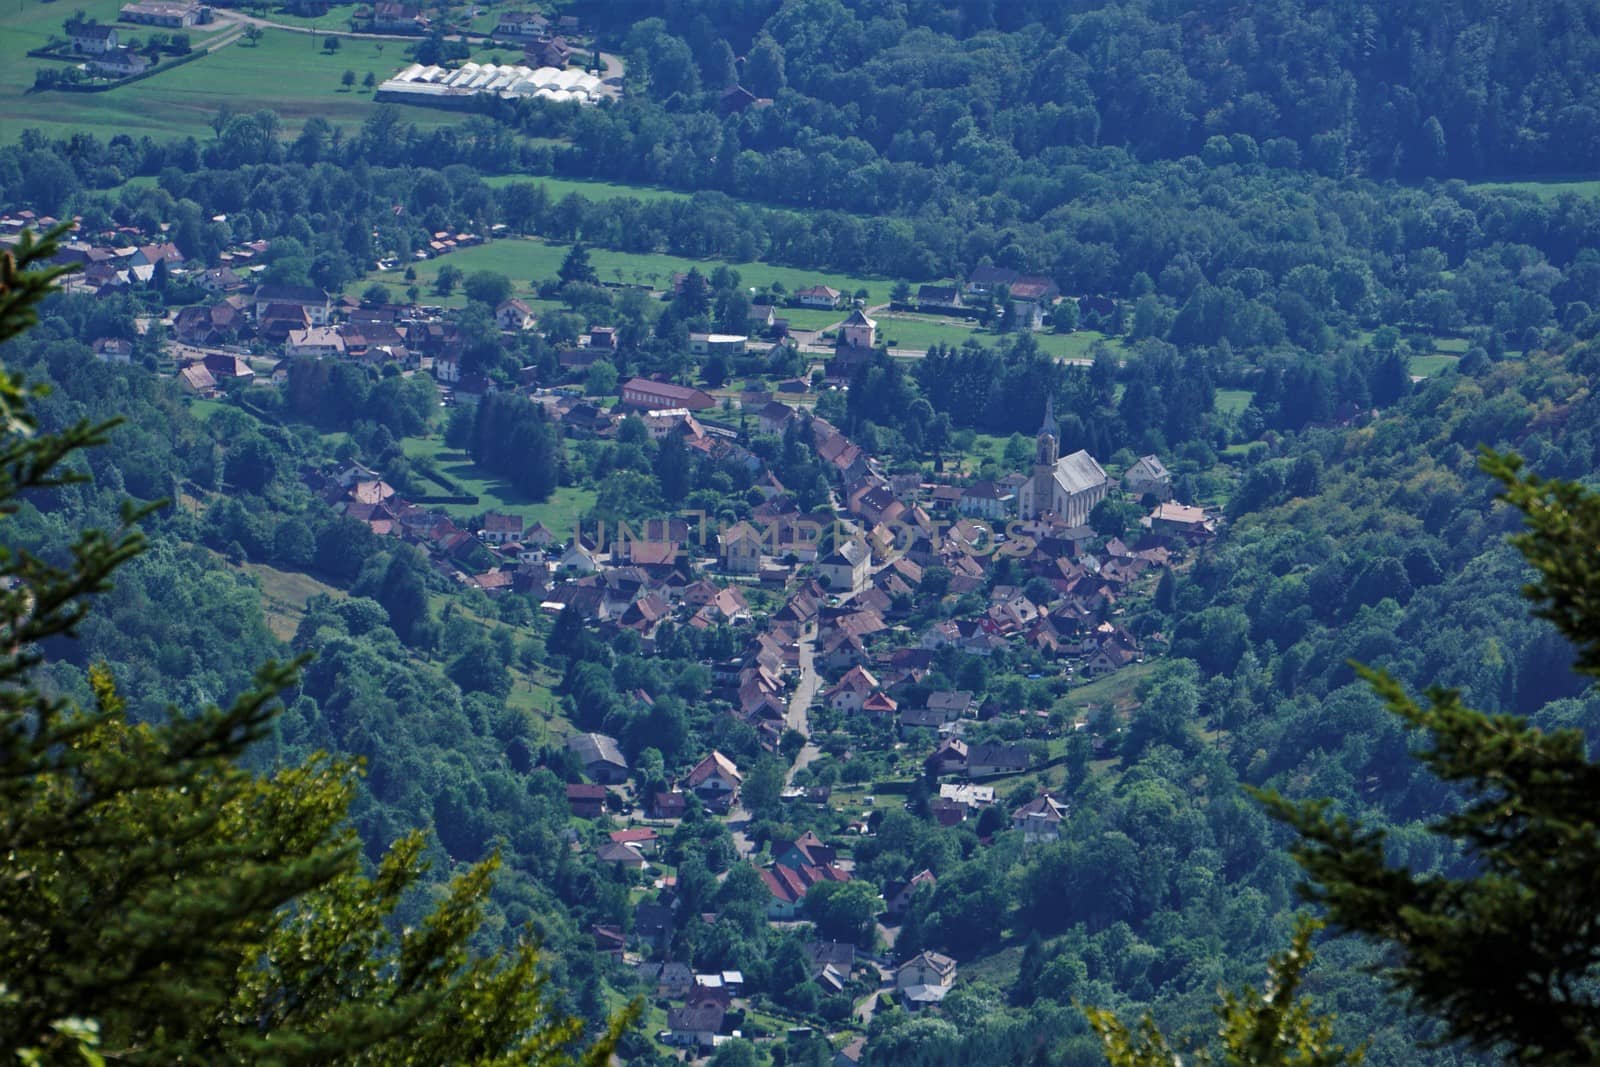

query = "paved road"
854;962;894;1026
215;10;425;41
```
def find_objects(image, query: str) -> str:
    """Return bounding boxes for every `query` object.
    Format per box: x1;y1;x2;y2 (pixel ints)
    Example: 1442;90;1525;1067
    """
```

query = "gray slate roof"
1053;449;1108;495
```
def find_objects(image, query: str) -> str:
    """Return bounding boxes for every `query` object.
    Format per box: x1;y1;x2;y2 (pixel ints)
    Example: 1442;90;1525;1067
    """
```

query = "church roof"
1053;449;1107;495
844;307;876;328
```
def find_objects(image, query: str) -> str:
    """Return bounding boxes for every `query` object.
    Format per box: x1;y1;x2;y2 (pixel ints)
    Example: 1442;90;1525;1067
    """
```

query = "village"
5;205;1220;1061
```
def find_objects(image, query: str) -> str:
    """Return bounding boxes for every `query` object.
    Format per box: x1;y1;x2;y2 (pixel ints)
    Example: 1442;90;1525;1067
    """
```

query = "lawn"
368;236;903;307
1214;388;1254;416
240;560;345;640
1470;178;1600;201
874;312;1117;360
4;19;460;143
780;307;851;331
403;434;596;535
481;173;690;204
1409;353;1459;378
1067;659;1158;709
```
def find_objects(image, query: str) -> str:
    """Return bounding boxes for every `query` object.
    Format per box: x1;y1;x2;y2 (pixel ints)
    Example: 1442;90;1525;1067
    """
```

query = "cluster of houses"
912;267;1080;331
487;9;582;69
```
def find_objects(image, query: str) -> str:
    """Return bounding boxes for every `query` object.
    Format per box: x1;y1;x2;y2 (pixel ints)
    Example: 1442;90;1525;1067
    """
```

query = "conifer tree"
1256;450;1600;1064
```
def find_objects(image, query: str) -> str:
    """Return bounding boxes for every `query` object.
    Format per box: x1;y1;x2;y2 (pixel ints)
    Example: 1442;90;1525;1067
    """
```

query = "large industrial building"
376;62;604;106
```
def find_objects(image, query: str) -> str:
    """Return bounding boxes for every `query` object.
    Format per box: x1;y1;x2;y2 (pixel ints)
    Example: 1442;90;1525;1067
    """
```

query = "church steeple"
1035;394;1059;468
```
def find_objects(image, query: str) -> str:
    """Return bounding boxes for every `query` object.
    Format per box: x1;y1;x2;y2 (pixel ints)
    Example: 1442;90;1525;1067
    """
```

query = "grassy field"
1067;659;1158;709
780;307;850;331
481;173;690;204
240;560;346;640
369;236;902;306
1409;353;1460;377
403;434;596;534
3;14;465;143
875;311;1116;360
1214;388;1254;416
1471;178;1600;201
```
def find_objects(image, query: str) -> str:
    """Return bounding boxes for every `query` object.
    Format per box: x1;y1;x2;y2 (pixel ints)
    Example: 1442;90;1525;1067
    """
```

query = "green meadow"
3;16;465;143
1470;177;1600;201
363;236;902;306
481;174;689;205
402;435;595;535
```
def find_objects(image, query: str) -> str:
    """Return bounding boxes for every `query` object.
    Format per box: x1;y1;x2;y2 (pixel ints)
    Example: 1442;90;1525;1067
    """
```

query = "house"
596;841;647;869
557;542;599;575
1018;397;1108;524
686;751;741;810
525;33;570;68
479;512;523;545
130;243;184;269
926;690;977;720
886;869;935;916
758;860;849;919
1147;501;1213;539
917;284;962;310
588;325;618;350
178;363;217;396
795;284;841;309
634;901;674;947
748;303;777;335
758;400;797;436
1124;454;1174;501
285;326;345;358
1008;276;1060;329
774;831;836;871
815;538;869;594
254;284;331;326
655;960;694;999
897;951;957;1010
804;940;857;981
838;307;876;349
1012;792;1069;843
664;1004;725;1051
567;732;629;784
620;377;715;411
649;790;688;819
592;924;625;960
371;0;426;32
718;84;772;115
491;9;548;41
173;301;242;345
688;332;747;357
962;264;1019;298
202;353;254;381
92;49;150;76
565;783;606;818
196;266;244;292
937;782;994;814
92;337;134;364
720;521;765;574
923;737;968;776
862;691;898;717
966;742;1030;777
959;480;1013;520
68;21;119;53
822;665;878;714
120;0;199;25
496;298;536;331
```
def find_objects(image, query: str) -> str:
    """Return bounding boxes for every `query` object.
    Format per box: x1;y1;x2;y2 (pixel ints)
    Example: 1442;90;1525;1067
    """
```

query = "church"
1016;396;1108;524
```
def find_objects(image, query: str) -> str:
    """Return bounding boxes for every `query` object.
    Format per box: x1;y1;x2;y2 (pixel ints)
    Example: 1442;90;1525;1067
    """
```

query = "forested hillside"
587;0;1600;179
